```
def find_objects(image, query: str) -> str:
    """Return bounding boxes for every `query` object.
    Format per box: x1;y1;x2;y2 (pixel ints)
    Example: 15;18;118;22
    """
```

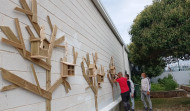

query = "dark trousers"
121;91;130;111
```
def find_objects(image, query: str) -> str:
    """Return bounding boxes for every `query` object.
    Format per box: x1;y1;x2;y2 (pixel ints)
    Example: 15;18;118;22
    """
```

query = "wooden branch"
48;25;57;60
1;38;22;49
48;77;63;93
0;26;51;71
47;16;53;32
32;0;37;23
1;84;19;92
54;36;65;45
19;0;40;36
31;64;42;95
62;78;71;93
25;25;36;39
0;68;52;100
15;18;26;57
14;7;33;15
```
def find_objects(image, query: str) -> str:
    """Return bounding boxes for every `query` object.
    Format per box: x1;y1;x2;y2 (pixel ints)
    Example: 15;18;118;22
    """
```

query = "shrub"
158;74;178;91
151;83;165;91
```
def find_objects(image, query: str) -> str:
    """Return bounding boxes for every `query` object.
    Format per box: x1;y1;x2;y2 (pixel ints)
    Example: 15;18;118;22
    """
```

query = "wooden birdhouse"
110;66;116;75
30;38;50;59
97;66;105;83
60;46;78;77
61;61;75;77
89;64;97;77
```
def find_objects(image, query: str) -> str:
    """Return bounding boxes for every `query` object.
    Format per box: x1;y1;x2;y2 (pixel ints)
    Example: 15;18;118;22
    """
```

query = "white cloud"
100;0;153;44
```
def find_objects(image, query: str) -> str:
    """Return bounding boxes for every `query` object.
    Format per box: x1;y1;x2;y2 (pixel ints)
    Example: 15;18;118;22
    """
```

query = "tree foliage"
129;0;190;77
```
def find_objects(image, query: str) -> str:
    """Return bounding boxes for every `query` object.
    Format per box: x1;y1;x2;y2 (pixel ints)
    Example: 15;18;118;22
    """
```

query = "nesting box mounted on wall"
89;64;97;77
97;65;105;83
110;66;116;75
60;46;78;77
61;61;75;77
30;37;50;59
109;57;116;77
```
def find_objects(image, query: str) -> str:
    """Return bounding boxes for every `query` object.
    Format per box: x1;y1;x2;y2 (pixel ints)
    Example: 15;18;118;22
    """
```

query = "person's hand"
147;91;150;95
131;93;134;98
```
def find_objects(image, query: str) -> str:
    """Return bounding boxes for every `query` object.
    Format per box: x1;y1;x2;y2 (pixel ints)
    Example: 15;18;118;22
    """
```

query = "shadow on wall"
151;71;190;85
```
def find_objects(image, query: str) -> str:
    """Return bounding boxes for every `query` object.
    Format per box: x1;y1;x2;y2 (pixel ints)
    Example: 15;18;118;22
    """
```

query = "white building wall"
0;0;130;111
151;71;190;85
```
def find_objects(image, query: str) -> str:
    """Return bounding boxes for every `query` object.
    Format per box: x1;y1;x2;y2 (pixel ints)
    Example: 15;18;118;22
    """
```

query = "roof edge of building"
91;0;129;53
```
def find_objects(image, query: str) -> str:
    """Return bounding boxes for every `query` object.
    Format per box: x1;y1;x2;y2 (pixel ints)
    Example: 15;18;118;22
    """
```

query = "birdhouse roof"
61;61;76;66
110;66;115;69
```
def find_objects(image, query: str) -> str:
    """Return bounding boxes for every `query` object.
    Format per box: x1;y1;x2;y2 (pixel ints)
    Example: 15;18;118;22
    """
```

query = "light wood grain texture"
54;36;65;45
20;0;40;36
48;25;57;60
32;0;37;23
48;77;63;93
31;64;42;95
15;18;26;57
0;26;51;71
1;38;22;49
47;16;53;32
1;68;52;100
14;7;33;15
1;84;19;92
25;25;36;39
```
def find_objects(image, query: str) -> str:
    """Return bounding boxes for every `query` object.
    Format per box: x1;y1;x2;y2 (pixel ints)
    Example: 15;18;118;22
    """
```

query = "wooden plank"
48;77;63;93
54;44;65;48
15;18;26;57
19;0;40;36
1;38;22;49
1;84;19;92
47;16;53;32
48;25;57;60
0;26;51;71
1;68;52;100
31;64;42;95
54;36;65;45
14;7;33;15
32;0;37;23
25;25;35;39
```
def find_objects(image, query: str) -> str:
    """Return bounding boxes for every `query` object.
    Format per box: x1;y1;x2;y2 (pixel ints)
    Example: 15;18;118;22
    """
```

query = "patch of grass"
134;97;190;110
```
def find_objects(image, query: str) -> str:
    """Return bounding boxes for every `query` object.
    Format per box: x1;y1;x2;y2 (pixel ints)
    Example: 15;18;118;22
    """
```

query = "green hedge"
151;74;178;91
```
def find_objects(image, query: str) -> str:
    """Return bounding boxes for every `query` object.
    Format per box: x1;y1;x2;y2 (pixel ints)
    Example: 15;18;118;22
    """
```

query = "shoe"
144;107;148;111
149;109;153;111
131;109;134;111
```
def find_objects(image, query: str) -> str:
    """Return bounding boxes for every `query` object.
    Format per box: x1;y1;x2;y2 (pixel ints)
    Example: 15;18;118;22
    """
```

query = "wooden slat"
14;7;33;15
32;0;37;23
47;16;53;32
0;26;51;71
25;25;35;39
62;79;71;93
1;38;22;49
54;36;65;45
1;84;19;92
48;25;57;60
19;0;40;36
31;64;42;95
1;68;52;100
48;77;63;93
54;44;65;48
15;18;26;57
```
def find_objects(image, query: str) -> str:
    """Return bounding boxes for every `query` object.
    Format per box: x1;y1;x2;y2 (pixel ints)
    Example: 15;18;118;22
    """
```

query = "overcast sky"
100;0;153;45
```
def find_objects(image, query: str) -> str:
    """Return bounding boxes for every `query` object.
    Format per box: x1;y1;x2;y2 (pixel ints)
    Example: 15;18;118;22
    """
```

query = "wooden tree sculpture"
107;57;117;100
81;53;99;111
0;0;76;111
